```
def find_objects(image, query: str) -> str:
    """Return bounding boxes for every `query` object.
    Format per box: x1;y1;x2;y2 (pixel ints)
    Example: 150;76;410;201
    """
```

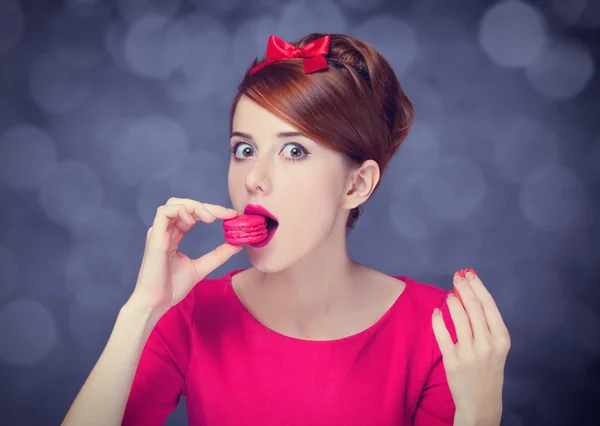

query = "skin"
433;270;511;426
228;94;381;334
61;95;508;426
229;96;510;424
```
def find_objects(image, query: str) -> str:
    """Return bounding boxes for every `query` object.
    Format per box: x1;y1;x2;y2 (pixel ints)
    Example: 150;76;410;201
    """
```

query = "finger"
166;198;238;220
165;198;217;224
464;269;510;339
453;273;491;342
202;203;239;219
446;293;474;347
172;205;196;233
432;309;457;362
152;204;205;236
192;242;243;279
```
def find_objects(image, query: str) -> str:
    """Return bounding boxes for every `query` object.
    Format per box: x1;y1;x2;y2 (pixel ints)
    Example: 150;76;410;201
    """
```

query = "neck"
252;223;362;326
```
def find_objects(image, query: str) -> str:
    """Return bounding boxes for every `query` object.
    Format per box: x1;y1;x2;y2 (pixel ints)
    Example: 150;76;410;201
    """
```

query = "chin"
246;246;300;275
246;256;286;274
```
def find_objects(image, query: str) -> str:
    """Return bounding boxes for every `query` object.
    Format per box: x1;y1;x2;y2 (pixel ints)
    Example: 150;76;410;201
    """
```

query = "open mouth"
250;216;279;248
265;216;278;234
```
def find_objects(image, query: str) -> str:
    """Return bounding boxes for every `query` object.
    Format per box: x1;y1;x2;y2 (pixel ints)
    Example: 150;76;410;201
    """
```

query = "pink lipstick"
244;204;279;248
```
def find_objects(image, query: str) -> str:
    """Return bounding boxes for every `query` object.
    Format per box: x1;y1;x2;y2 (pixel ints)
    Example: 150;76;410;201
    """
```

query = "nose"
244;156;272;194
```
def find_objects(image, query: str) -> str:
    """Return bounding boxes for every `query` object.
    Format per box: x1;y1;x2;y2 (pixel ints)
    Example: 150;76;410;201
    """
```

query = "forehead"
232;95;298;134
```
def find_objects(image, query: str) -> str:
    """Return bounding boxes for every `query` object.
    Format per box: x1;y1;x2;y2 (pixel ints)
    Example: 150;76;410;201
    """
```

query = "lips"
244;204;278;223
244;204;279;247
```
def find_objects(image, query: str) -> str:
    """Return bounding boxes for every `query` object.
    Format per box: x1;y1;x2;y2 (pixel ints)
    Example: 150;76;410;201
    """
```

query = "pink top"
123;268;458;426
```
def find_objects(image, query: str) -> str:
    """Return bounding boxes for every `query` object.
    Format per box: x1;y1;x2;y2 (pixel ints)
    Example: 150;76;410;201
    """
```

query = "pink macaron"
222;214;268;245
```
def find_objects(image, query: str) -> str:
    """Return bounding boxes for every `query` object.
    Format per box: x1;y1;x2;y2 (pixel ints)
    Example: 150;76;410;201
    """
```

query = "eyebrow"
230;131;307;140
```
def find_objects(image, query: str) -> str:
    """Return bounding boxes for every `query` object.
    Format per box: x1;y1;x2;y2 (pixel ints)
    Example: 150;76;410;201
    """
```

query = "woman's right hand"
127;197;242;317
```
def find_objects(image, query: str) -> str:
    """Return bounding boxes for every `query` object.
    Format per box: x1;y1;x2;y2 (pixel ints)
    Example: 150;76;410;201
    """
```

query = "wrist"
453;409;478;426
119;298;164;336
453;408;502;426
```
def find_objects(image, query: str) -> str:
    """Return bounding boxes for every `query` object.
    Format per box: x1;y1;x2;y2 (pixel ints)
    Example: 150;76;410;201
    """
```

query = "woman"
62;33;510;426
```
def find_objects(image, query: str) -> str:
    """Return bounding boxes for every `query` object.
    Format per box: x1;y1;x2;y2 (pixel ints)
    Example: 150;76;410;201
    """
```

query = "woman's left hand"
432;269;511;426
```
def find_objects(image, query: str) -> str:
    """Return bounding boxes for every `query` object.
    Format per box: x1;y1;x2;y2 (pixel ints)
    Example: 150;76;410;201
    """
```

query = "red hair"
229;33;414;234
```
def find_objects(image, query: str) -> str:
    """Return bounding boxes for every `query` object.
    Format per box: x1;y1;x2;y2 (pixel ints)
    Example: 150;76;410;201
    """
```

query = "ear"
341;159;380;210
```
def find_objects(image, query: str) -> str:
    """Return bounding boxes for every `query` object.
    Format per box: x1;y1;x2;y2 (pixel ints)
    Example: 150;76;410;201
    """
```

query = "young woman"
62;33;510;426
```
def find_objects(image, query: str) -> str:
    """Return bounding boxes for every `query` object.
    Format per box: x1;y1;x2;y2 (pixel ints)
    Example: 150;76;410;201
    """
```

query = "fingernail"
227;209;238;214
464;268;477;279
452;289;463;305
433;308;441;317
457;269;467;279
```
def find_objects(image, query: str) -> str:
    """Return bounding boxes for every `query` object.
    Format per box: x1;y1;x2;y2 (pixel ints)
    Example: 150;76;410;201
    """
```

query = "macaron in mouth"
243;203;279;248
250;215;278;248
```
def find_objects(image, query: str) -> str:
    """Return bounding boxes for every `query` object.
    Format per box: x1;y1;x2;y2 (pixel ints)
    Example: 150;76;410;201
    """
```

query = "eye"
230;142;255;159
281;143;309;161
229;141;310;162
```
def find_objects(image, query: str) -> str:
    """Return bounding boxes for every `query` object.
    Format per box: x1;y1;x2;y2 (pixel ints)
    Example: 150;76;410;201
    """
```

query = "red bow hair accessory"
249;35;331;75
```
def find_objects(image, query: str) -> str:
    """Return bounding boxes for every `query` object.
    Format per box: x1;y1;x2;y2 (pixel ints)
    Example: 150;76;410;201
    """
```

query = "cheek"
228;167;244;196
285;179;339;229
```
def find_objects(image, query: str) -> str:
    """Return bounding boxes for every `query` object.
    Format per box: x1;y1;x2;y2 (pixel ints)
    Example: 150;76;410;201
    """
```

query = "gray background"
0;0;599;425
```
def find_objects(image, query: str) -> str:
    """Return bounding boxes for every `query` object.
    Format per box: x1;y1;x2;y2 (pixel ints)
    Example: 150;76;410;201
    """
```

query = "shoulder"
398;275;458;347
390;275;454;341
399;275;452;311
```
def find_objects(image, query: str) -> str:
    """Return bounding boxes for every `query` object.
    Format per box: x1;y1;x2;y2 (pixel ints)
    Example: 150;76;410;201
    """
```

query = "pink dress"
123;268;458;425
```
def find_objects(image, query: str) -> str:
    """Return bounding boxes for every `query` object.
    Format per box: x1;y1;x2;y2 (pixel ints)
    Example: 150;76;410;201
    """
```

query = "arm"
61;199;241;426
61;301;161;426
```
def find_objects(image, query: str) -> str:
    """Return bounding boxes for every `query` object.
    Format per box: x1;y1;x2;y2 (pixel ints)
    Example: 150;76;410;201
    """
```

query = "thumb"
192;242;243;280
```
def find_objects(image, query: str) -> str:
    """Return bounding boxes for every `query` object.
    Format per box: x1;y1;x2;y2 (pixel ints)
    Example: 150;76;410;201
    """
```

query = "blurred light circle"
354;15;418;75
124;14;188;79
551;0;588;25
519;164;590;230
70;207;145;241
47;8;106;68
401;78;444;128
0;124;58;189
190;0;244;12
178;15;230;81
38;160;105;228
420;155;487;220
479;0;547;68
274;0;348;42
29;51;92;114
104;20;131;72
389;180;443;240
492;116;560;183
525;38;594;100
0;0;24;55
231;16;278;72
167;149;230;203
0;298;58;366
334;0;386;10
65;0;111;18
118;0;183;22
573;0;600;27
387;121;441;185
68;297;119;351
590;135;600;181
0;246;19;301
109;115;190;187
136;178;172;227
65;238;136;308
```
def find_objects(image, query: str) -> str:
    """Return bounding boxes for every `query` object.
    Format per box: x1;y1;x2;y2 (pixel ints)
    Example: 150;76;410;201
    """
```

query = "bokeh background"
0;0;599;424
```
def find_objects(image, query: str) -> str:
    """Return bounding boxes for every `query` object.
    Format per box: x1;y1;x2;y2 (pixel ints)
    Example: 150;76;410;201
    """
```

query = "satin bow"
249;35;331;75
